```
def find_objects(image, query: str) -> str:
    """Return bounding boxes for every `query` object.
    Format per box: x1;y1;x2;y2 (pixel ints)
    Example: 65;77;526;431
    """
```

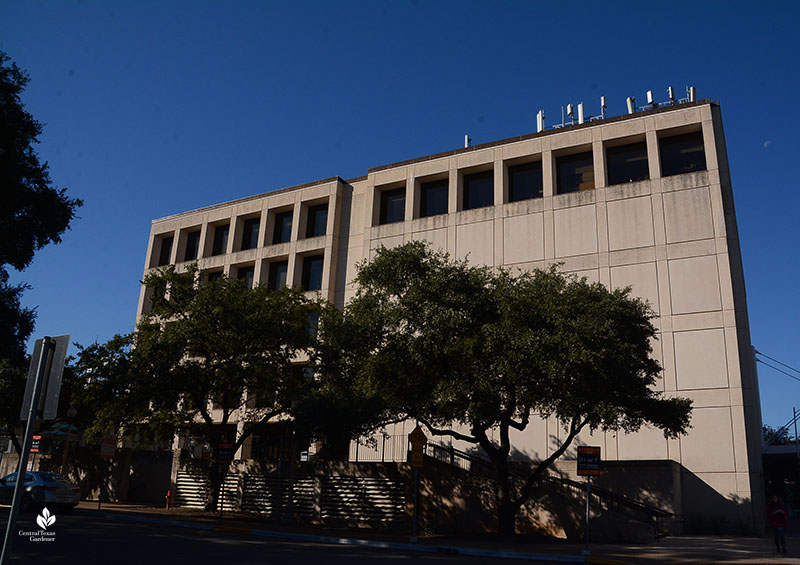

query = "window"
241;218;260;250
508;161;543;202
301;255;324;291
419;179;448;217
272;211;293;244
267;260;288;291
556;152;594;194
237;265;255;289
659;131;706;177
157;236;173;266
305;204;328;238
207;270;224;282
211;224;229;256
606;142;649;185
306;312;320;338
184;230;201;262
462;170;494;210
379;187;405;224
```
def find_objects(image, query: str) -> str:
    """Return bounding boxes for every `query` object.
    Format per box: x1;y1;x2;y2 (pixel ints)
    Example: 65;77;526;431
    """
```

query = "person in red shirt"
767;494;789;554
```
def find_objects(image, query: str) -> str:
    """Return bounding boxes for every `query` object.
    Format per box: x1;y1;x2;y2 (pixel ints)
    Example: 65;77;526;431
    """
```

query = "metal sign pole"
1;337;52;565
585;476;591;555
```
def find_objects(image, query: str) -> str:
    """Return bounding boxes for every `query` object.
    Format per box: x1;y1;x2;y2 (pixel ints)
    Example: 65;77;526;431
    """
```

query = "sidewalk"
76;501;800;564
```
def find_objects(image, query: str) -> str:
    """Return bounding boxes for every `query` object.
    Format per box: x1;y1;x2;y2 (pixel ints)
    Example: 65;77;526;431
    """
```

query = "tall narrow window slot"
306;204;328;238
301;255;324;291
379;187;406;224
211;224;229;256
241;218;260;250
184;230;201;261
272;211;293;244
157;235;173;266
267;260;288;290
237;265;255;289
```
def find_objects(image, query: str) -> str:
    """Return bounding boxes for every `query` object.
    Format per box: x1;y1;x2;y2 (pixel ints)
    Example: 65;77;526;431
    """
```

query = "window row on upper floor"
375;130;707;225
151;199;329;268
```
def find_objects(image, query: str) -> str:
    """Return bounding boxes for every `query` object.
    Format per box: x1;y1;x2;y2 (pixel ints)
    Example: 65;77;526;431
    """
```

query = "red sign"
216;443;234;464
30;435;41;453
577;446;602;476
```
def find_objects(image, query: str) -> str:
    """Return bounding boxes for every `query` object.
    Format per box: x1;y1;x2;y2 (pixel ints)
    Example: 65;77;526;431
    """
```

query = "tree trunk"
495;461;517;537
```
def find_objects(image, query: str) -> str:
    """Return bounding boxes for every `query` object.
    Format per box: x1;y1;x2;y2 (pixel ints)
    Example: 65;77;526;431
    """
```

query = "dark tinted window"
273;211;293;244
606;142;649;185
463;170;493;210
237;265;255;289
241;218;260;250
508;161;543;202
556;152;594;194
379;187;406;224
207;270;223;282
267;261;288;291
211;224;229;256
306;204;328;238
184;230;201;261
301;255;324;291
158;236;173;266
659;131;706;177
420;180;448;217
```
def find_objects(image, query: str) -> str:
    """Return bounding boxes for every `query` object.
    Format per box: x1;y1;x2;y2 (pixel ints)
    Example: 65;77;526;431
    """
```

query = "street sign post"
2;336;69;565
576;446;602;555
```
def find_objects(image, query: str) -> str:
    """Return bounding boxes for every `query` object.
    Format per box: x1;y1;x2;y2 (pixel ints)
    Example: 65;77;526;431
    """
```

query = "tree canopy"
314;241;692;535
0;50;82;450
133;264;319;509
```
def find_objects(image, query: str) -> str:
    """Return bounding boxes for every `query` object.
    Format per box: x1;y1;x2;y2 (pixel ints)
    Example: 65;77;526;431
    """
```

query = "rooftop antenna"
626;96;636;115
577;102;585;124
646;90;654;105
464;134;471;148
667;86;675;104
536;110;545;133
688;86;696;102
600;96;607;119
567;103;574;125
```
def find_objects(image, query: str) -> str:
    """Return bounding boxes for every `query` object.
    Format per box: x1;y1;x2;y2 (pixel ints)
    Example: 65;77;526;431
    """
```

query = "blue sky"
1;1;798;428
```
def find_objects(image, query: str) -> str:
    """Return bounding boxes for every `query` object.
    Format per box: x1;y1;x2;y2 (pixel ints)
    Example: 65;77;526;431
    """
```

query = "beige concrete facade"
139;100;763;530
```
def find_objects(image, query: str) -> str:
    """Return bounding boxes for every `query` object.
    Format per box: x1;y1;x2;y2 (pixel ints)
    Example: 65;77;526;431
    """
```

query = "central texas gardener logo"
36;507;56;529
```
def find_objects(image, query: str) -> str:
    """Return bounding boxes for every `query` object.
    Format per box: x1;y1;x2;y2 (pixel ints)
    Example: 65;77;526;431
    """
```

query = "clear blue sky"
2;1;798;428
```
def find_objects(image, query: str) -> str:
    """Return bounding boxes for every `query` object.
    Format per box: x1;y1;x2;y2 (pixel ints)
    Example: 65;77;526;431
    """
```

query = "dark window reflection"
606;142;649;185
556;152;594;194
508;162;543;202
420;180;448;217
379;187;405;224
659;131;706;177
463;170;493;210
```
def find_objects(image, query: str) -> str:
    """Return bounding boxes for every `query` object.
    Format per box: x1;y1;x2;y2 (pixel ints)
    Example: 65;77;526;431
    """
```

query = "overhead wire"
754;349;800;377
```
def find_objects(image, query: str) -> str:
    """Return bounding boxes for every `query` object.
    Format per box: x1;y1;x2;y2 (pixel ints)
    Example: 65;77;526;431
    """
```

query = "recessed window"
556;152;594;194
211;224;229;256
419;179;448;218
606;142;650;185
301;255;324;291
207;270;224;282
463;170;494;210
267;260;288;291
184;230;201;262
157;235;173;266
241;218;260;250
508;161;543;202
272;211;293;244
659;131;706;177
379;187;406;225
237;265;255;289
306;204;328;238
306;312;320;338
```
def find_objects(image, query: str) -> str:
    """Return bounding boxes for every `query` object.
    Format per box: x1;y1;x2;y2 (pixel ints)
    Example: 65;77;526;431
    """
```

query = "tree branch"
419;419;478;444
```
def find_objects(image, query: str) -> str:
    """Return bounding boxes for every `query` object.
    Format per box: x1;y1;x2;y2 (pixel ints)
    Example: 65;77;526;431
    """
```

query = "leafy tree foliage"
134;264;318;509
316;241;692;535
0;50;82;450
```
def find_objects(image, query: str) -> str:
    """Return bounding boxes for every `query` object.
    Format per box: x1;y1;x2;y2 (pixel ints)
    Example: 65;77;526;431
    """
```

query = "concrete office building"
139;98;763;530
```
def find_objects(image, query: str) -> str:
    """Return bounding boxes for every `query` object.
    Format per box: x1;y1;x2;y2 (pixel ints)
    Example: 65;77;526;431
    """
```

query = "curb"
78;508;612;563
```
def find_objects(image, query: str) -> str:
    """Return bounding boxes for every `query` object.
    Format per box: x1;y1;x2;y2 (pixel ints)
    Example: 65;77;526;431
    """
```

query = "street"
1;510;553;564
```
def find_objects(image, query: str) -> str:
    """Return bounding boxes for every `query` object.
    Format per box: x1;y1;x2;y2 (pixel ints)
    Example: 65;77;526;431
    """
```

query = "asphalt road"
1;510;550;565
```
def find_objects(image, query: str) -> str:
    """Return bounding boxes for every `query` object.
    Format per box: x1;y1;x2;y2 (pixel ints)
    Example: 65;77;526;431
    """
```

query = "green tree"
0;50;82;450
134;265;318;510
318;242;692;536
